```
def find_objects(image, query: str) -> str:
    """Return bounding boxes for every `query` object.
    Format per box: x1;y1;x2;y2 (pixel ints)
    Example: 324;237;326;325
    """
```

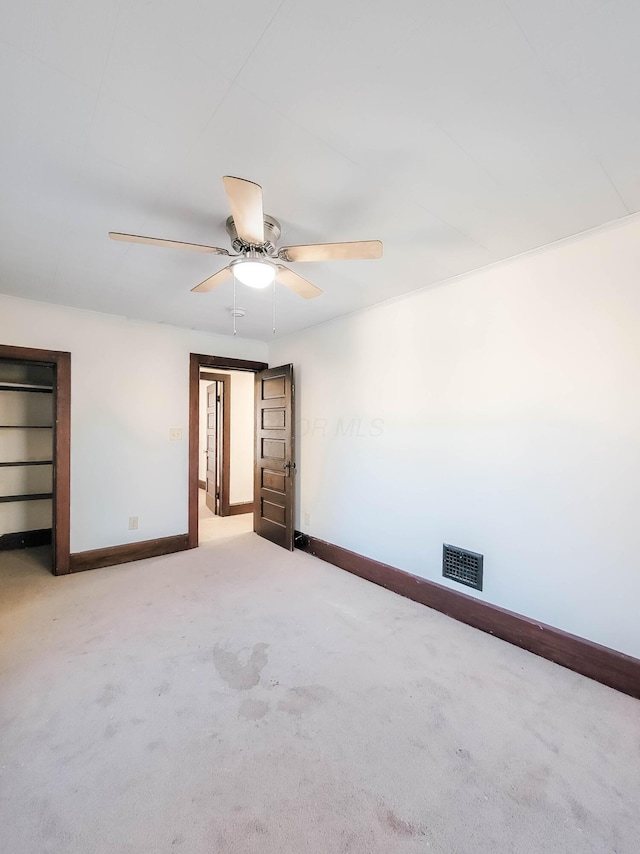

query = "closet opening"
0;345;70;575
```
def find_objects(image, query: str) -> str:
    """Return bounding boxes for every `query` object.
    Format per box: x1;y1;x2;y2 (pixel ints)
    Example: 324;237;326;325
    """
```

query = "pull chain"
272;277;277;334
233;274;237;336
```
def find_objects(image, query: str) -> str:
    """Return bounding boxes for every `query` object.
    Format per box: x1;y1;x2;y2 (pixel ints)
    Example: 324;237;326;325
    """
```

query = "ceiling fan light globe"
233;259;275;289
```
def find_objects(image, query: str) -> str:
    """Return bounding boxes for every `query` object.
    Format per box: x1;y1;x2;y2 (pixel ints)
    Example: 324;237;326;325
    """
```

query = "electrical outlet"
129;516;138;530
304;512;311;526
169;427;183;441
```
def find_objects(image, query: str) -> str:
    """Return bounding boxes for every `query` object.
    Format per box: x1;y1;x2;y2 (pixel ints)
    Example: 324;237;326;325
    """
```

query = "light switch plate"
169;427;183;441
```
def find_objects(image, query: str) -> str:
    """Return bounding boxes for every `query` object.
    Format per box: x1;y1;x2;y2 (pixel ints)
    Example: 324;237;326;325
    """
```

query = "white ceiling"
1;0;638;340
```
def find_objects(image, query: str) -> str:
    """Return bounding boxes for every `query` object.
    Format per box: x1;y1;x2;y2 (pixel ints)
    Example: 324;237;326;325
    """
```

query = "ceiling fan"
109;176;383;299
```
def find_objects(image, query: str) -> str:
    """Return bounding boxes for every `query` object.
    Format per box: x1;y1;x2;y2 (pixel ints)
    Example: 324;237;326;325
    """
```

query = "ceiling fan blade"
191;266;233;293
109;232;229;254
222;176;265;245
276;265;323;300
278;240;383;263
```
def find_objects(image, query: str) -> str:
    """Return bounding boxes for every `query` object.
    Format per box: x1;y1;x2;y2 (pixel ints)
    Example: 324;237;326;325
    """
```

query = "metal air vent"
442;544;483;591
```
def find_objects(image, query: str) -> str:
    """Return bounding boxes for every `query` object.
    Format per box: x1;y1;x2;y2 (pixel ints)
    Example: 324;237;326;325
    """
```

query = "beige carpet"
1;537;638;853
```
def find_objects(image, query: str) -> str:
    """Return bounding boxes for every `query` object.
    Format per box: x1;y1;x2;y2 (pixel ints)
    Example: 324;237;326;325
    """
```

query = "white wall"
0;295;267;552
269;215;640;658
198;371;255;504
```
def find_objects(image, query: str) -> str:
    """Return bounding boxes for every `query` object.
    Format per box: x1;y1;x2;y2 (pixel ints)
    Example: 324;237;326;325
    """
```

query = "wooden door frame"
0;344;71;575
188;354;268;549
200;371;230;517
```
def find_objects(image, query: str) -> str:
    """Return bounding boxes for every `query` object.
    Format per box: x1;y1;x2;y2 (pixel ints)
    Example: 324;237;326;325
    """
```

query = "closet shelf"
0;493;53;504
0;384;53;393
0;460;53;467
0;425;53;429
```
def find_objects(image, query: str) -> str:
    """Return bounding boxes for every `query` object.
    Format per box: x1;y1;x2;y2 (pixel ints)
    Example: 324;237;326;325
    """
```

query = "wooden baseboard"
228;502;254;516
69;533;190;573
295;533;640;701
0;528;52;551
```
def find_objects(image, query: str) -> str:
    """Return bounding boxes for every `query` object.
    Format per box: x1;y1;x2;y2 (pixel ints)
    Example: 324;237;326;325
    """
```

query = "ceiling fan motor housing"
225;214;281;255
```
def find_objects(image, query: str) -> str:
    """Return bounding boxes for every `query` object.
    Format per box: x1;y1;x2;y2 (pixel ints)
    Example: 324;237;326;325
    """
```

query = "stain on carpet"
94;682;125;707
238;698;269;721
31;797;74;845
103;722;119;739
212;643;269;690
510;764;551;807
245;819;268;834
277;685;333;717
568;796;590;827
524;721;560;755
382;808;424;837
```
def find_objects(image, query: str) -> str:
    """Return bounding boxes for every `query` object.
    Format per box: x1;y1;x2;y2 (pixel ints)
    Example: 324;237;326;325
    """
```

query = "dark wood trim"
194;354;269;373
201;372;231;516
189;354;267;548
69;533;189;573
189;355;200;548
198;479;206;490
0;345;69;364
296;533;640;701
219;374;231;517
0;528;52;551
228;501;254;516
218;373;231;517
0;493;53;503
0;344;71;576
53;351;71;575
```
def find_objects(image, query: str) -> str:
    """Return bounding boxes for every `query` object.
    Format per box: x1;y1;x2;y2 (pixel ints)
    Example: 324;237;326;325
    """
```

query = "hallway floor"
198;488;253;542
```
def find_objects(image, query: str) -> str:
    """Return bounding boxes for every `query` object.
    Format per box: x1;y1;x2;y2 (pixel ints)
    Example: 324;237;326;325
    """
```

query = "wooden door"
254;365;295;550
205;382;219;514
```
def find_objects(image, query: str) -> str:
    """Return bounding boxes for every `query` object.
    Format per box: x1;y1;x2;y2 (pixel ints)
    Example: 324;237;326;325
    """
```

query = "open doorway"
188;355;297;551
197;368;255;543
188;354;268;548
